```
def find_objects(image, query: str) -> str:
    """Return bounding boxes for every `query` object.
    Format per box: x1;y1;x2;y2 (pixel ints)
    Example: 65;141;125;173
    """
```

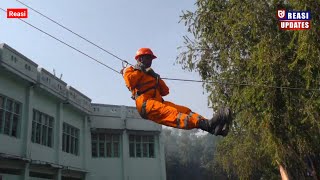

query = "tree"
162;128;229;180
178;0;320;179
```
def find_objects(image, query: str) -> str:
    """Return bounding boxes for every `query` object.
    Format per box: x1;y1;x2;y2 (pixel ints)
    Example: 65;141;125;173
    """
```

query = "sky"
0;0;213;119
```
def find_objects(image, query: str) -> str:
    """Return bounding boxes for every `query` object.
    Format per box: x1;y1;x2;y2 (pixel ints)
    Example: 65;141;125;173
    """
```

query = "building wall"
0;43;166;180
60;106;85;169
125;136;164;180
30;88;59;164
88;104;166;180
0;174;21;180
87;158;123;180
0;70;26;156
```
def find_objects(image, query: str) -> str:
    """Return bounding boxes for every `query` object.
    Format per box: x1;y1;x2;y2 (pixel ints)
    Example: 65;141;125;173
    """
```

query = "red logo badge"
7;8;28;18
277;9;286;19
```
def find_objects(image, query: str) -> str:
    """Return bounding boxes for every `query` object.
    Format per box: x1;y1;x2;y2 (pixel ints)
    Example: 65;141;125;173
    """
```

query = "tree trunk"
279;163;290;180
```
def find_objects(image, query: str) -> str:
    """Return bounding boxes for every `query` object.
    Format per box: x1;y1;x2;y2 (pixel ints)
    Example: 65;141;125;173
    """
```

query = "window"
62;123;79;155
29;172;53;179
0;95;21;137
129;134;155;158
31;110;54;147
91;132;120;158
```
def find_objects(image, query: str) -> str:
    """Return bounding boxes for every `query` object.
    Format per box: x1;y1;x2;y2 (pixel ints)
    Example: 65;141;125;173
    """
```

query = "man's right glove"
120;68;125;75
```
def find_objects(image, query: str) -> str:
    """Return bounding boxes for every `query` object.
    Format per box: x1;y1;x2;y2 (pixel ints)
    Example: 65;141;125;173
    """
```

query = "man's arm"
123;66;143;91
144;68;169;96
159;79;169;96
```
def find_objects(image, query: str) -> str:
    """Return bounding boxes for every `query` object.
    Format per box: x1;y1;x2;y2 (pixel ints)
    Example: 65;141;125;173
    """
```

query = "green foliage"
178;0;320;179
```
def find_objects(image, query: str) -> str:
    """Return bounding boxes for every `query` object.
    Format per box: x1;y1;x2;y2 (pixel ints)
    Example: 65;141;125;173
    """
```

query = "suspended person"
121;48;233;136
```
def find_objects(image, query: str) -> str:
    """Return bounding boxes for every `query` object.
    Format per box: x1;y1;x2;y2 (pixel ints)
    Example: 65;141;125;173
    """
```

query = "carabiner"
122;61;129;68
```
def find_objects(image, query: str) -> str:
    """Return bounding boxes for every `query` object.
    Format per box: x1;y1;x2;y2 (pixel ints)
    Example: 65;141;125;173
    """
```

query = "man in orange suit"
121;48;232;136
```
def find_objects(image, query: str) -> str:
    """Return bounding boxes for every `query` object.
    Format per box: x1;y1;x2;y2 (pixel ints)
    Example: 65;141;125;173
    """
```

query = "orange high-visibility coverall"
123;66;205;129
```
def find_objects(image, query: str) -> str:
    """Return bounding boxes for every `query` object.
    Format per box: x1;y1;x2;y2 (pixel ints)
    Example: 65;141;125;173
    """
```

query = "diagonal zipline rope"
15;0;132;66
1;7;320;92
0;7;120;74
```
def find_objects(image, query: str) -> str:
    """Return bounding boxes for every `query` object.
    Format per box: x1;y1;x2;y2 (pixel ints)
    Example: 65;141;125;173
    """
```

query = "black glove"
120;68;125;75
146;68;160;78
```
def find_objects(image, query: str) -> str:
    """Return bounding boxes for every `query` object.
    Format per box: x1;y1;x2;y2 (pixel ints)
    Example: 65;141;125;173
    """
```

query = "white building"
0;43;166;180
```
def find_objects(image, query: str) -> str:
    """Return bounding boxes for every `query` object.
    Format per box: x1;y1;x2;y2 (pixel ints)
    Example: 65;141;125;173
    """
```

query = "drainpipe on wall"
23;83;35;159
120;106;128;180
56;102;63;165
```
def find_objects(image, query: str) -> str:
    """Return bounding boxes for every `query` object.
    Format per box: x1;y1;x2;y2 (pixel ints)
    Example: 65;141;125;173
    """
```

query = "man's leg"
162;101;232;135
163;101;191;114
145;100;203;129
139;99;232;135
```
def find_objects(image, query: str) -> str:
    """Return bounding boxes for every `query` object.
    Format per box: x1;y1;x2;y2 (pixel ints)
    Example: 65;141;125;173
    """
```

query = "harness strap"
132;71;160;100
135;80;153;89
176;113;182;128
140;101;148;119
183;112;194;129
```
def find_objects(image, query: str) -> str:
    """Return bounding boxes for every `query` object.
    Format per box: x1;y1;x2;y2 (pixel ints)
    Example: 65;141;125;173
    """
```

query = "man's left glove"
146;68;160;78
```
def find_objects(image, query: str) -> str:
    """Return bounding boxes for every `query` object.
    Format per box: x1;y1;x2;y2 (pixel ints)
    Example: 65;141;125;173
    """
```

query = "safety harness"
131;64;159;99
132;78;159;100
130;64;160;119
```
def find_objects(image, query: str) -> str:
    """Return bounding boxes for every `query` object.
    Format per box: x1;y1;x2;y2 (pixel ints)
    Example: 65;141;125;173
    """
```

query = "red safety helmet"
135;48;157;60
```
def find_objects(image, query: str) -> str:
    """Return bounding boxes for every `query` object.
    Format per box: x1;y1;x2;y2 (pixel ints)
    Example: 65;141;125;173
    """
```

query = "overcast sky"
0;0;213;119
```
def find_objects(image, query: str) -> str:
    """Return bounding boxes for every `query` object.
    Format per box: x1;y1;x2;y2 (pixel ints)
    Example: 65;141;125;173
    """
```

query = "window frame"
31;109;54;147
62;123;80;156
91;132;121;158
0;95;22;138
129;134;155;158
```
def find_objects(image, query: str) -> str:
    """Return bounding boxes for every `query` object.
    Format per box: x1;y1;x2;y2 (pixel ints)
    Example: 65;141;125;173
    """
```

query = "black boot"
212;107;232;136
219;123;230;137
198;107;232;136
198;119;214;134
